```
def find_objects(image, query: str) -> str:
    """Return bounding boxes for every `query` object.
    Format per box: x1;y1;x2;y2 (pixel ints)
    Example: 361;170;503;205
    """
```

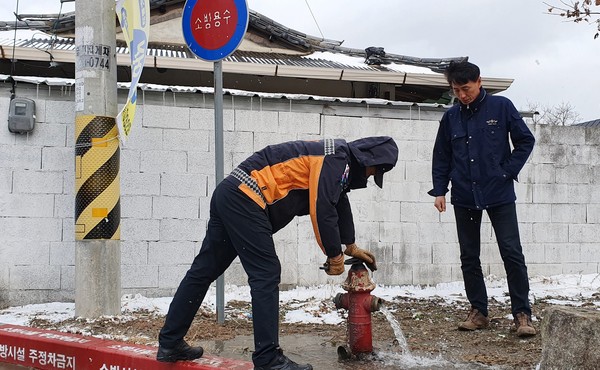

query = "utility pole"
74;0;121;317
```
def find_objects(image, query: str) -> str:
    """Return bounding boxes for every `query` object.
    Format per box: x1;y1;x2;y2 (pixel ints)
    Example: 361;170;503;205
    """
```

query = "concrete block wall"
1;85;600;307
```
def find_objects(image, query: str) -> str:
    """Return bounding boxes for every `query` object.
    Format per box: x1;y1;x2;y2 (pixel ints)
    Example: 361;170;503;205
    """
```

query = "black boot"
156;340;203;362
254;348;313;370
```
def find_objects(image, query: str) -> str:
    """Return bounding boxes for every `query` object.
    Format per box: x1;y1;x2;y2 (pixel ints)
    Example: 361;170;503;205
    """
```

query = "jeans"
158;177;281;367
453;203;531;317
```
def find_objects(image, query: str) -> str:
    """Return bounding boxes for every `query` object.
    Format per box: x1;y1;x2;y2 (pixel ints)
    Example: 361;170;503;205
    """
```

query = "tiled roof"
0;4;466;73
0;36;411;74
573;119;600;127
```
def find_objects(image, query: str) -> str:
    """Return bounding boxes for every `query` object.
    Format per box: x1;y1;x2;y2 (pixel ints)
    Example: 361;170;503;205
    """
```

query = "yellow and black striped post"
74;0;121;318
75;115;120;240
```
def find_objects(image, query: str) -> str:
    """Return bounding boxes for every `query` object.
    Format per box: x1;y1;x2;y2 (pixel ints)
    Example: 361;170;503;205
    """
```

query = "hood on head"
347;136;398;188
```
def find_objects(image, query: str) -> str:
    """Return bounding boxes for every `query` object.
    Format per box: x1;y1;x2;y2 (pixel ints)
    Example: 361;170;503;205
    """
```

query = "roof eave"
1;45;513;92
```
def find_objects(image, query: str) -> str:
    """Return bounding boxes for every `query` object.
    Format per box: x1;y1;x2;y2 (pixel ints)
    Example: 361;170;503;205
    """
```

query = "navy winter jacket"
235;136;398;258
428;89;535;209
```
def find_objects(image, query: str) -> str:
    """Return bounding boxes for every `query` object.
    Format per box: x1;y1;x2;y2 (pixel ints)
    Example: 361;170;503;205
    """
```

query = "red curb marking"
0;324;253;369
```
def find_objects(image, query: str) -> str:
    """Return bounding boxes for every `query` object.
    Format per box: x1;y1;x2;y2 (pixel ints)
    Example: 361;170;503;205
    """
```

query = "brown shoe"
458;308;490;331
514;312;536;337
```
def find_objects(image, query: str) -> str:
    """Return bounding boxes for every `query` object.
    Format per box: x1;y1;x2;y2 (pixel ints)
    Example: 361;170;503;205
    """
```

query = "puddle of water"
196;333;501;370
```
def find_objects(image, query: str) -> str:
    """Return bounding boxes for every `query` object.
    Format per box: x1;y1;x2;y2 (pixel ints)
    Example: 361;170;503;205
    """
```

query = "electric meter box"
8;97;36;134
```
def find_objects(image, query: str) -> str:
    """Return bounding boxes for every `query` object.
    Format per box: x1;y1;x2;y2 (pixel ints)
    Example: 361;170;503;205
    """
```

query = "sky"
1;0;598;122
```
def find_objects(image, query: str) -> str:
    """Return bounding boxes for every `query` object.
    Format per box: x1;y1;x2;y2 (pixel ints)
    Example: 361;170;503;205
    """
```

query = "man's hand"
322;254;344;275
434;196;446;213
344;243;377;271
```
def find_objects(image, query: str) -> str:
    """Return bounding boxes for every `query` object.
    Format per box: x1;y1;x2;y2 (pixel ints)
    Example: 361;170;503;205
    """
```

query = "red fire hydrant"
333;258;382;358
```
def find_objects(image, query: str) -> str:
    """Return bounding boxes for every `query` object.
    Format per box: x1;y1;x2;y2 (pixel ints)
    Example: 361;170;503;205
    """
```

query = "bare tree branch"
545;0;600;38
525;101;580;125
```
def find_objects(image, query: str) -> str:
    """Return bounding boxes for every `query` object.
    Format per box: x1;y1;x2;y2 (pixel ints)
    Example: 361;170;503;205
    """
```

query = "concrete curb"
0;324;253;369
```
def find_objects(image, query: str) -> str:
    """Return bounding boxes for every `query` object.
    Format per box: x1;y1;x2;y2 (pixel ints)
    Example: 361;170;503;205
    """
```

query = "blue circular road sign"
182;0;249;62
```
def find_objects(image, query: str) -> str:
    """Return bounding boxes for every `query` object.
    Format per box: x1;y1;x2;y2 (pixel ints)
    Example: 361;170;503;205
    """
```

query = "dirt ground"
24;292;575;370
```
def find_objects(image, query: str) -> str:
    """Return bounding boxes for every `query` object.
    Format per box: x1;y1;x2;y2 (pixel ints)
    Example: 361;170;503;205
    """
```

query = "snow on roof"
304;51;436;74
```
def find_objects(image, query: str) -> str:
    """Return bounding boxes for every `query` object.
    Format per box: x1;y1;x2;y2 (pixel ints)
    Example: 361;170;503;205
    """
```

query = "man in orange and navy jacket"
157;136;398;370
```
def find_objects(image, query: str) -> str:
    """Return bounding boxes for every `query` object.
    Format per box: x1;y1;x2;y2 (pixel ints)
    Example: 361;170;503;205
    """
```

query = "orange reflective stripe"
238;184;266;209
251;156;313;203
308;157;326;253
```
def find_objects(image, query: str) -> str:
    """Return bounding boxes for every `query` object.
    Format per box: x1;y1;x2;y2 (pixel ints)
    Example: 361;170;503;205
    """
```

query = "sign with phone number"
76;43;111;71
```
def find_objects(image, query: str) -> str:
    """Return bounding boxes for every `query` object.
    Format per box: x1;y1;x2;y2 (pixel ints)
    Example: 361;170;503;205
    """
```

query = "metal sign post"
182;0;249;324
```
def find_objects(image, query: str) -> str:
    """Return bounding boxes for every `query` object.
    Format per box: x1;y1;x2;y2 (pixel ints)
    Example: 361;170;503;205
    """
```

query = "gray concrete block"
569;224;600;243
140;150;187;173
545;243;580;263
121;172;161;195
121;149;141;173
532;223;569;243
188;151;217;175
13;170;63;194
60;265;75;290
50;242;75;266
413;264;452;285
45;100;75;124
143;105;189;129
124;126;163;151
0;218;62;242
551;204;586;224
160;173;207;197
159;265;191;288
562;263;597;275
1;241;50;265
278;112;320;135
431;243;460;265
121;264;158;289
235;110;278;132
394;242;433;264
190;108;234;131
15;123;67;147
0;145;41;170
10;265;61;289
152;196;199;219
120;241;148;265
159;218;205;241
254;132;294;151
121;195;153;219
120;218;160;241
0;193;54;217
148;241;196;266
42;147;75;172
163;129;209;152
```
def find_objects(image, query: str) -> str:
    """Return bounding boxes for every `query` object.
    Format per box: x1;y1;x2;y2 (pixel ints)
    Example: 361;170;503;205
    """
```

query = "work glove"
322;254;345;275
344;243;377;271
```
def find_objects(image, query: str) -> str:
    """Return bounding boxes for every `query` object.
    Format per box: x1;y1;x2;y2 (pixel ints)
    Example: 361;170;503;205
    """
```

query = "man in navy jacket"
429;61;536;337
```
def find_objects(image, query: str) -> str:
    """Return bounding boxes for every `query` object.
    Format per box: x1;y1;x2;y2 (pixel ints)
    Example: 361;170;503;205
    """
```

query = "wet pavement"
199;334;502;370
0;335;499;370
0;364;30;369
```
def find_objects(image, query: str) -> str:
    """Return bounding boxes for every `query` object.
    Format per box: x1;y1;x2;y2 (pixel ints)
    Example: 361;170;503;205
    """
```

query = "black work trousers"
453;203;531;317
158;177;281;367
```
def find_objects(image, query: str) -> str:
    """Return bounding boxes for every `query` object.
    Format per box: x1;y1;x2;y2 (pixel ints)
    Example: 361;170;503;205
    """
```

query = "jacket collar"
459;88;487;112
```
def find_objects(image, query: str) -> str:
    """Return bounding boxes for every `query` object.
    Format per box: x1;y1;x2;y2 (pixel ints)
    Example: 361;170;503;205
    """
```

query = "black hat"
374;164;393;188
347;136;398;189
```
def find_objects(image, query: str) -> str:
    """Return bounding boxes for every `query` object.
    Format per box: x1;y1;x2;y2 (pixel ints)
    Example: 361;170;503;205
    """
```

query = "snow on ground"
1;274;599;327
